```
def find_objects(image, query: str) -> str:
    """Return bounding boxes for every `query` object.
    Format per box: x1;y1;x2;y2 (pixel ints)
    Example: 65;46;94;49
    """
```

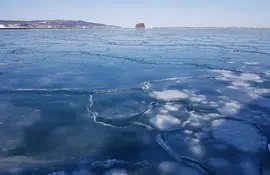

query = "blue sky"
1;0;270;27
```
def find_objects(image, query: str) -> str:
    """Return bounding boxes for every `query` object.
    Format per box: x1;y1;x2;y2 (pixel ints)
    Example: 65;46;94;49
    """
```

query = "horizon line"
1;19;270;28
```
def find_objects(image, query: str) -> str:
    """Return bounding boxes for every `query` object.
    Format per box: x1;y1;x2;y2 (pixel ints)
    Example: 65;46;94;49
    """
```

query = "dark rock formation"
135;23;145;28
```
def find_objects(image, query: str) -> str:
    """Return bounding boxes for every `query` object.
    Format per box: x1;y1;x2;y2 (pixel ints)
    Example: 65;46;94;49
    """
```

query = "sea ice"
217;99;241;116
239;73;261;82
88;92;151;122
48;171;68;175
143;102;185;131
103;169;127;175
231;81;250;87
240;159;260;175
244;61;260;65
158;161;203;175
164;104;181;111
212;119;265;153
189;96;206;102
72;170;93;175
208;158;230;168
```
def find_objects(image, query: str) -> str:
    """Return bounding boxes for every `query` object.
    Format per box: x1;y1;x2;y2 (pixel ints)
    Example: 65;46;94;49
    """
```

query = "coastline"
1;27;269;30
0;27;120;30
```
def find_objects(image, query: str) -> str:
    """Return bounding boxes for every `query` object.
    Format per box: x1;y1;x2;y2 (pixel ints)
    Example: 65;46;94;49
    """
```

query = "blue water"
0;29;270;175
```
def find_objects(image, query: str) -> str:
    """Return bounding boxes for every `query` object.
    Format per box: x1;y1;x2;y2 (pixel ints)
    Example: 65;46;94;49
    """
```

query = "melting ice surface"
0;28;270;175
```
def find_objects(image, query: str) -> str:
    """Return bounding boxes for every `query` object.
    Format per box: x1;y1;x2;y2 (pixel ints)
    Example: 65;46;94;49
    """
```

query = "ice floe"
87;91;153;126
212;119;266;153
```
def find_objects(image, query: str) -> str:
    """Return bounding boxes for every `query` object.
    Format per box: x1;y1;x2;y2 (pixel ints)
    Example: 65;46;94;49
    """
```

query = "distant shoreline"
0;27;269;30
0;27;119;30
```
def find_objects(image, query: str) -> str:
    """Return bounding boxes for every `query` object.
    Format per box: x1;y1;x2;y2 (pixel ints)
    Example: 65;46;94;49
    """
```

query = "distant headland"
0;20;120;29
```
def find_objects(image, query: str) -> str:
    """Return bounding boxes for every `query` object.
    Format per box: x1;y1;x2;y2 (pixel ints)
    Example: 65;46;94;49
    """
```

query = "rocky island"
0;20;120;29
135;23;145;28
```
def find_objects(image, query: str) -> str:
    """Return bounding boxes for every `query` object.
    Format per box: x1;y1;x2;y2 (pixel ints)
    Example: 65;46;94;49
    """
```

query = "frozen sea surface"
0;28;270;175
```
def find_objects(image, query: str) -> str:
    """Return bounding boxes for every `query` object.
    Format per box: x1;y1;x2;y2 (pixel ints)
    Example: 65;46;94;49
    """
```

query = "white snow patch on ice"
239;73;261;82
159;109;169;113
158;161;182;174
254;88;270;94
231;81;250;87
216;77;230;81
150;90;188;101
183;130;193;135
212;70;238;80
159;161;203;175
212;71;264;97
208;113;222;118
191;138;200;144
227;85;241;90
201;101;208;104
189;96;206;102
164;104;180;111
244;61;260;65
149;114;181;131
217;100;241;116
209;102;220;108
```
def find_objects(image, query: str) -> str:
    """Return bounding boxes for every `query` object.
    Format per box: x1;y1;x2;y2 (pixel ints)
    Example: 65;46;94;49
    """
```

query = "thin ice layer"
88;91;152;121
158;161;204;175
212;119;265;153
